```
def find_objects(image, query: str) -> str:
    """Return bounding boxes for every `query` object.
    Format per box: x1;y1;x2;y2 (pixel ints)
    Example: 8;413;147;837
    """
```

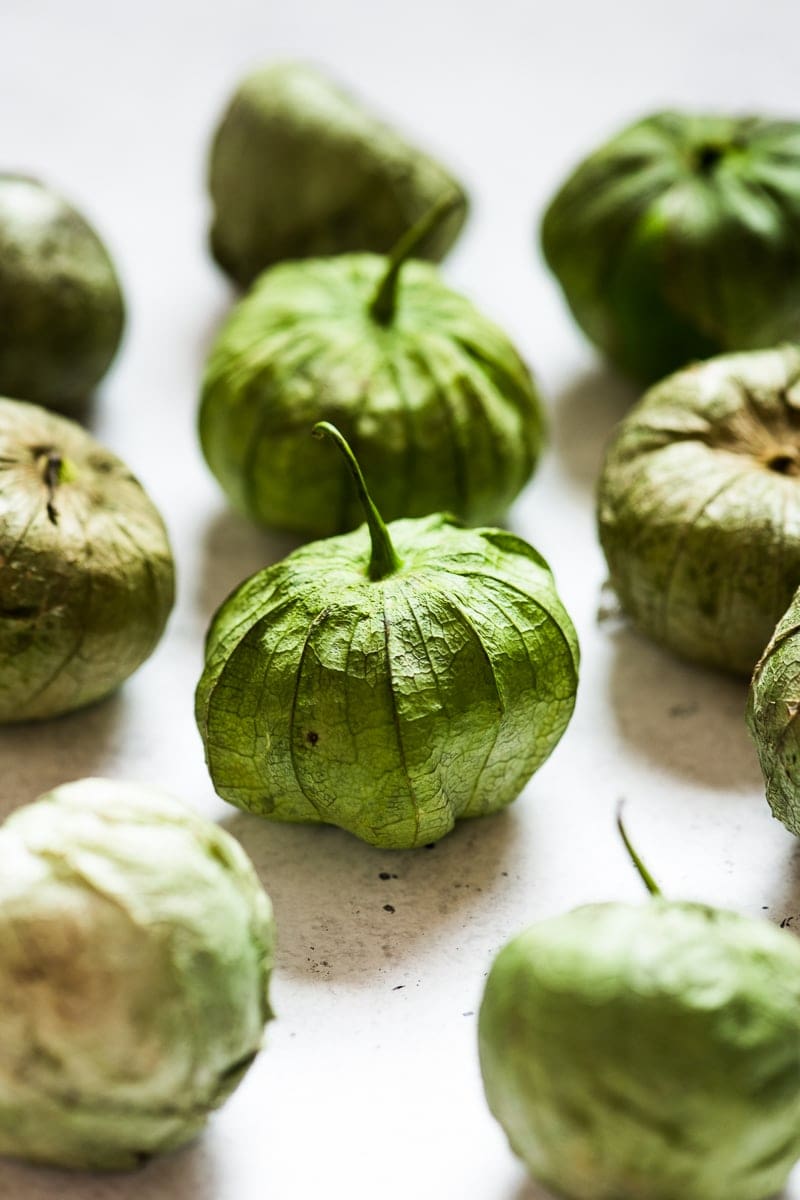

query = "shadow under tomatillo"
223;803;528;984
550;363;638;490
0;690;129;819
606;623;762;793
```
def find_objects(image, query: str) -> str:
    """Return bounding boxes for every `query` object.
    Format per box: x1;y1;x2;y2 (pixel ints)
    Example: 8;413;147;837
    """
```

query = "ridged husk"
747;589;800;835
542;111;800;382
208;61;467;286
479;900;800;1200
0;397;174;721
196;515;578;849
0;176;124;409
199;255;544;536
598;346;800;676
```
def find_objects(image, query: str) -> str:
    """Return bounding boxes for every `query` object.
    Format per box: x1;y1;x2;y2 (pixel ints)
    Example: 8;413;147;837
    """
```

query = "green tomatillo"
479;811;800;1200
597;345;800;676
199;199;544;537
0;777;274;1171
747;589;800;836
196;423;578;850
542;111;800;382
0;175;125;409
208;60;467;286
0;397;174;721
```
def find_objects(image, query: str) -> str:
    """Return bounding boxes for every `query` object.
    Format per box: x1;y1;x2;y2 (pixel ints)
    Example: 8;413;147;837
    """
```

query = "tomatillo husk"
0;778;274;1170
0;397;174;721
208;61;467;285
598;345;800;675
542;111;800;382
196;424;578;849
200;201;544;537
479;814;800;1200
0;175;124;409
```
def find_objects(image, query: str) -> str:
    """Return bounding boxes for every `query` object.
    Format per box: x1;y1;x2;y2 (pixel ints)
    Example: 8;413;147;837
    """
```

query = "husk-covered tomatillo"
208;60;467;286
0;778;274;1171
747;591;800;836
0;397;174;721
479;811;800;1200
196;423;578;850
0;175;124;409
598;346;800;676
199;198;544;537
542;111;800;383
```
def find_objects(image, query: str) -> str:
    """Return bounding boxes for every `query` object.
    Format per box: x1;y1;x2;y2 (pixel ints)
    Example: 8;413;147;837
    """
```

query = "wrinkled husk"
598;346;800;675
196;515;579;849
0;176;124;409
542;112;800;382
200;255;544;536
747;589;800;835
0;397;174;721
208;61;467;285
0;778;274;1170
479;900;800;1200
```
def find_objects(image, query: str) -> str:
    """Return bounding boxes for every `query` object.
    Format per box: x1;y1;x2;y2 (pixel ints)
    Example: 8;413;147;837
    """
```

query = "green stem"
616;802;662;897
312;422;402;581
369;192;461;326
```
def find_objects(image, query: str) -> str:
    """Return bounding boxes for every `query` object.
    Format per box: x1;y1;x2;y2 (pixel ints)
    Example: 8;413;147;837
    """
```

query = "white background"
3;1;800;1197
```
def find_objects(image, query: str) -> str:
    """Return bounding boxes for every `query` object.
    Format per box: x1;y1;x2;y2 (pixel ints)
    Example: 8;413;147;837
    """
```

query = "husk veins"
0;397;174;721
598;345;800;675
542;111;800;382
199;251;544;537
196;440;578;849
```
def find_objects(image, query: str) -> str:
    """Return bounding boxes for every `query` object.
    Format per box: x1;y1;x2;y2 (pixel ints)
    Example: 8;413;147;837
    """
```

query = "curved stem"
369;192;461;326
312;422;401;581
616;801;662;897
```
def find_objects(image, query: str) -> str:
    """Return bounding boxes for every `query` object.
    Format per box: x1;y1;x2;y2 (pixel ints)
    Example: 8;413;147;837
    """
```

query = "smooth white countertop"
3;1;800;1197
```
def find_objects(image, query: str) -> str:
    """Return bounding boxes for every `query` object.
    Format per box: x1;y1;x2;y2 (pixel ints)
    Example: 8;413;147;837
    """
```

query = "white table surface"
3;1;800;1197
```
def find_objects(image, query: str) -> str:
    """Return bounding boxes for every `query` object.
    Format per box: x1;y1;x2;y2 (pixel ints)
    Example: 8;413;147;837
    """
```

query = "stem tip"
616;800;662;898
312;422;401;581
